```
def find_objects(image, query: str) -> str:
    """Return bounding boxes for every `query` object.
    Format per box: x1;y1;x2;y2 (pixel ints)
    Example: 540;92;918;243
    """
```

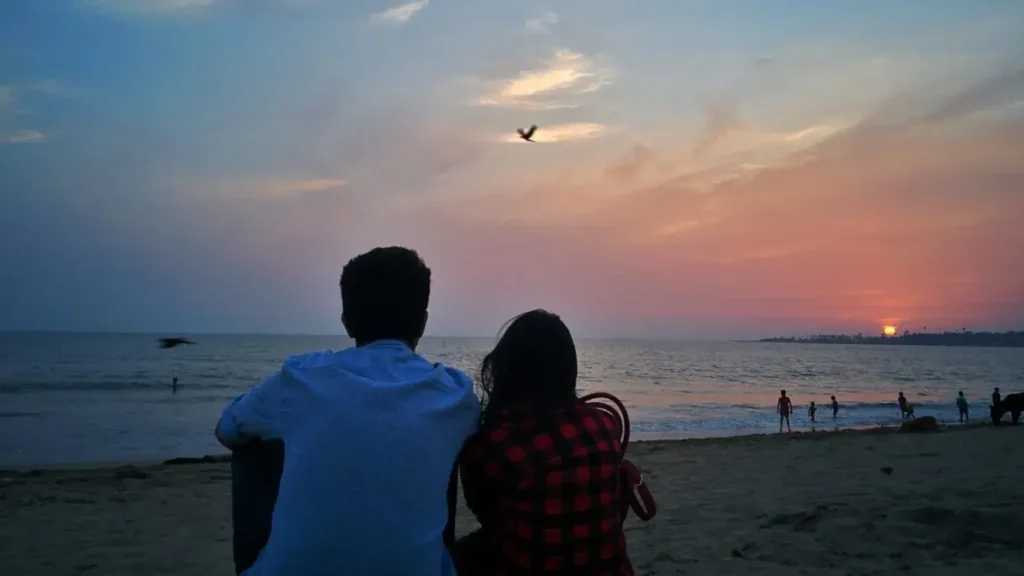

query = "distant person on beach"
898;392;909;420
831;395;839;419
993;387;1002;407
171;375;178;395
808;401;817;423
452;310;632;575
957;391;969;424
214;247;479;576
777;390;793;432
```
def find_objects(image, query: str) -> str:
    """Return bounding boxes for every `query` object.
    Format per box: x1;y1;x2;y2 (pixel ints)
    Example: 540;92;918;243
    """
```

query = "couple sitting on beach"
214;247;649;575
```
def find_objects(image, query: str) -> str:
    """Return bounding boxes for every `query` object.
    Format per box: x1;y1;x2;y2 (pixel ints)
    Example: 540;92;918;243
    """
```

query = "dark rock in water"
899;416;939;433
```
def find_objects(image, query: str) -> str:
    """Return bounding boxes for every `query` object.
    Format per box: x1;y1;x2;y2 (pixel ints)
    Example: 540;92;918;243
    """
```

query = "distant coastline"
759;330;1024;348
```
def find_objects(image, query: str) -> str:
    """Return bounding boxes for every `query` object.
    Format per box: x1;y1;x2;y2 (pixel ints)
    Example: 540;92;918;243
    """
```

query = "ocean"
1;332;1022;467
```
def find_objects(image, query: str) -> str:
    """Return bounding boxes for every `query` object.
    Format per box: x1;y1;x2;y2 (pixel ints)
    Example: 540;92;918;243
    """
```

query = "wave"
0;377;236;393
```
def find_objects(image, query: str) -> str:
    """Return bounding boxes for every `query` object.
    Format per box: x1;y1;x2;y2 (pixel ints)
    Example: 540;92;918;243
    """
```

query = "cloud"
498;122;608;143
207;177;346;200
2;129;48;144
372;0;428;24
691;98;744;158
84;0;326;15
0;86;13;112
414;70;1024;335
477;49;614;110
525;12;558;35
85;0;217;14
605;144;653;180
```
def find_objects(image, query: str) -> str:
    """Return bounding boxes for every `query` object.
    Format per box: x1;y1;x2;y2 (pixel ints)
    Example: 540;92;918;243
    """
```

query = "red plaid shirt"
459;401;633;575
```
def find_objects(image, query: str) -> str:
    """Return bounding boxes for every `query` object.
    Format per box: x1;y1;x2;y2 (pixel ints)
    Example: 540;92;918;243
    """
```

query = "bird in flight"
158;337;196;349
517;125;538;142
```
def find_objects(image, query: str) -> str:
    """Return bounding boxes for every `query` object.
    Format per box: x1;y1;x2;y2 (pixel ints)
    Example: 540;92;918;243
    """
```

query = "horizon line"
0;328;749;343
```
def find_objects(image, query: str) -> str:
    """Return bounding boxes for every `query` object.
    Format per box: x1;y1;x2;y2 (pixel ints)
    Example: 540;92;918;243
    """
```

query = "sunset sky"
1;0;1022;338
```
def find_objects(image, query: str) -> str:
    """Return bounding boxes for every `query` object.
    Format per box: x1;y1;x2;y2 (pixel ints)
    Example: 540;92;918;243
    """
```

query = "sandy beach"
3;425;1023;576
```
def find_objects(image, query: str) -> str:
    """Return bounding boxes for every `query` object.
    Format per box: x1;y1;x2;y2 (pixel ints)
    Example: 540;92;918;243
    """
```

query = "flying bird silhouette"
158;337;196;350
517;125;538;142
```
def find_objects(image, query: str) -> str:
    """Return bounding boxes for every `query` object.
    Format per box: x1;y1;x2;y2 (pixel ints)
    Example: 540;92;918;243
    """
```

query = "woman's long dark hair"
478;309;578;427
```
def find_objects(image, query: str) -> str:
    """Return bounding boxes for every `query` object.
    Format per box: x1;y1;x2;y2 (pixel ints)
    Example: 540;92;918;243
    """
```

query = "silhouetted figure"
777;390;792;432
898;392;910;420
158;337;195;349
216;247;478;575
808;401;817;423
517;125;537;142
993;387;1002;407
991;392;1023;425
831;395;839;419
171;375;179;395
451;310;635;575
956;391;969;423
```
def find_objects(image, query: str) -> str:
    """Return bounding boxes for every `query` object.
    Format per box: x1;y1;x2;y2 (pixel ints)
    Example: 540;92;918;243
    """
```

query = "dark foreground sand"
2;425;1023;575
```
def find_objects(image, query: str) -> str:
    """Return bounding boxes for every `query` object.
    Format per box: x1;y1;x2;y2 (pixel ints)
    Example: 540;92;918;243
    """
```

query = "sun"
883;325;898;337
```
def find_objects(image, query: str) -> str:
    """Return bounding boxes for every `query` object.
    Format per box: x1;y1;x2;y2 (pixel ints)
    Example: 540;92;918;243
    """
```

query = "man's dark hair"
340;247;430;345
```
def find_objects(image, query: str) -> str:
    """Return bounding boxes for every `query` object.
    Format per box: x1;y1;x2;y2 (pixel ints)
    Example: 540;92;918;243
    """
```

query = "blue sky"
1;0;1022;337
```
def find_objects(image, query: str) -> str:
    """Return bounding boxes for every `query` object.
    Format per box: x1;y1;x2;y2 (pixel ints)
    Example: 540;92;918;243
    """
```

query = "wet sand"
2;424;1023;575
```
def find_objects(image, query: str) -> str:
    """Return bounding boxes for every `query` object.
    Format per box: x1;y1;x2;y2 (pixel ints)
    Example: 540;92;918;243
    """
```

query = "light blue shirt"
218;340;480;576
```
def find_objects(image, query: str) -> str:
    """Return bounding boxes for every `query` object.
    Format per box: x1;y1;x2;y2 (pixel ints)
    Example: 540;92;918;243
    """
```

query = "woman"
452;309;632;575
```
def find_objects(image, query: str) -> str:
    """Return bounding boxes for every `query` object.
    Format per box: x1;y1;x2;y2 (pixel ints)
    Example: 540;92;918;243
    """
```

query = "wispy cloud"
424;71;1024;334
85;0;326;15
477;49;614;110
85;0;217;14
210;177;347;200
0;86;13;115
2;129;48;144
372;0;429;25
525;12;558;35
498;122;607;143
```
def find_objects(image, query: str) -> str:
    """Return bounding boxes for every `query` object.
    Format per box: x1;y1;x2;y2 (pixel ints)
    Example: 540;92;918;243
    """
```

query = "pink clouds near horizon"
322;71;1024;338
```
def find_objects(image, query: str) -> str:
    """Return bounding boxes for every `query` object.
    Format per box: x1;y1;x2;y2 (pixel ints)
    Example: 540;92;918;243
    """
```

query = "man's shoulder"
281;349;343;370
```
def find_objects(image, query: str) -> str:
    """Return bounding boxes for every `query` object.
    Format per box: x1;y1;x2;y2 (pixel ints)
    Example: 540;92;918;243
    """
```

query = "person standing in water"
831;395;839;419
898;392;909;420
777;390;793;433
956;391;969;424
172;375;179;395
808;401;817;423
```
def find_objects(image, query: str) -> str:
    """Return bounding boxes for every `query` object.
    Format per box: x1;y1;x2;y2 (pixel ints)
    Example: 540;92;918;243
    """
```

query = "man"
215;247;480;575
956;391;969;424
831;395;839;419
777;390;792;433
898;392;909;420
993;387;1002;408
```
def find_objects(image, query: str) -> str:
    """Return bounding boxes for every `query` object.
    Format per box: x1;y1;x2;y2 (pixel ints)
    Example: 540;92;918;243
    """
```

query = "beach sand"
3;425;1023;575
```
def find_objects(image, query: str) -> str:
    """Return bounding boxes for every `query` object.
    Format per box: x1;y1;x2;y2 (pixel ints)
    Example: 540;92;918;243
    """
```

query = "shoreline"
4;423;1022;575
0;421;993;473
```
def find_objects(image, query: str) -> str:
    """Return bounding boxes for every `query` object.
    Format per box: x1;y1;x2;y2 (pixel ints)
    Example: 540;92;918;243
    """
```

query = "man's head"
340;247;430;348
780;390;787;397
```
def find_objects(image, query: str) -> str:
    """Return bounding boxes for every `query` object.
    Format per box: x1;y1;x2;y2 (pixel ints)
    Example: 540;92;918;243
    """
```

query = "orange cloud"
476;49;614;110
417;74;1024;336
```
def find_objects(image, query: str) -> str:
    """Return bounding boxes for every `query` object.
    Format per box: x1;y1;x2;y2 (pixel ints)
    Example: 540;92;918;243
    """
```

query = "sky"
1;0;1023;339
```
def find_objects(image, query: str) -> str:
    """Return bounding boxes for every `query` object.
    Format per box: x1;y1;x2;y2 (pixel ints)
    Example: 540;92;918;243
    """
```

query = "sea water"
1;332;1021;466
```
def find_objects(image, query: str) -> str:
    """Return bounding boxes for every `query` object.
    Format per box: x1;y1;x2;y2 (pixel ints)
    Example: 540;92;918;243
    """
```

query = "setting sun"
883;325;898;337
